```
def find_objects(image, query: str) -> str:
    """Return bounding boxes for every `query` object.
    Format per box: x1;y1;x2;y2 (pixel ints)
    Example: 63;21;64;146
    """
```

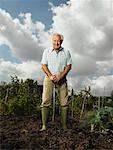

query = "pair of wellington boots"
40;106;68;131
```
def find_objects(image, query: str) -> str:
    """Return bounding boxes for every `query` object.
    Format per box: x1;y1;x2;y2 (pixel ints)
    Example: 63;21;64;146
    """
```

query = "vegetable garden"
0;76;113;149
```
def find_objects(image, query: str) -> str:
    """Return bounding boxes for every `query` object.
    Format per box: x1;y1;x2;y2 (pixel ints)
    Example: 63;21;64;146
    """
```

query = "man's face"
52;35;62;50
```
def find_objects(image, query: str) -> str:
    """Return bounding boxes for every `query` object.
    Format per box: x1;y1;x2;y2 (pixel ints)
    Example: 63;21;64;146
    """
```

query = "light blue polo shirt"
41;47;72;76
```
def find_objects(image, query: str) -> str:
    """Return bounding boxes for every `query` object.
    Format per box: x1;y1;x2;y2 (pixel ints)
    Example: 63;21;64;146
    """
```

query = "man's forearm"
41;64;52;78
59;64;72;79
42;64;72;82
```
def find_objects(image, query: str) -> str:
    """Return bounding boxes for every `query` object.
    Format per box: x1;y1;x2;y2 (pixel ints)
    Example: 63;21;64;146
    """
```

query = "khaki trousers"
41;76;68;107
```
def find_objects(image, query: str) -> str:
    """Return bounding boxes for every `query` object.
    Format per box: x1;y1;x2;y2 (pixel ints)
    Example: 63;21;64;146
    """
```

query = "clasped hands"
49;75;61;83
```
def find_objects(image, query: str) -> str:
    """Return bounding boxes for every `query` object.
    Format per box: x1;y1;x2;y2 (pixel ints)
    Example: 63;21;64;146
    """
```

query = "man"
40;33;72;131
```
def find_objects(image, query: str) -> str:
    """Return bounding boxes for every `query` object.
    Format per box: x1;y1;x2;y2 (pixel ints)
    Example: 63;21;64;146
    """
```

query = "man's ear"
60;40;63;44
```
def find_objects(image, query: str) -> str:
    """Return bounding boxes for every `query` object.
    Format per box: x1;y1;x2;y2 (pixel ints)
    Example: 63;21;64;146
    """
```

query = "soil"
0;114;113;150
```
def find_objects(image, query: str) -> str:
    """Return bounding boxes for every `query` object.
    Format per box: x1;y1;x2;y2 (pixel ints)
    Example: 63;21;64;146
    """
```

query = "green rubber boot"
40;107;49;131
61;106;68;130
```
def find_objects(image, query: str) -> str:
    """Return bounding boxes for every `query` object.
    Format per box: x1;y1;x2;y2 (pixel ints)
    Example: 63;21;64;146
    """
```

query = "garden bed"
0;115;113;150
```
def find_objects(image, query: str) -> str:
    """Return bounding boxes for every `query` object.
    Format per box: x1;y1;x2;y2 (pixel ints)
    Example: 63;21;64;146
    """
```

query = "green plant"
0;76;43;115
7;98;22;115
89;106;113;133
0;100;8;115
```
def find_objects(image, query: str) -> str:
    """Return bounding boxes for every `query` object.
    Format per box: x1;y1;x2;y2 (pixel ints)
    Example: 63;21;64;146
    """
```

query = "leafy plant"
89;106;113;133
0;76;43;115
0;100;8;115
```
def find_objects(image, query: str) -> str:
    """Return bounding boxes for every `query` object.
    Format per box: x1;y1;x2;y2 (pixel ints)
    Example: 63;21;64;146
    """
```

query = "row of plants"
68;87;113;133
0;76;42;115
0;76;113;133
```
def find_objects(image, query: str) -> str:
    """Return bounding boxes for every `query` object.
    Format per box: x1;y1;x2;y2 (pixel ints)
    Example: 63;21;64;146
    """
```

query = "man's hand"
54;75;61;83
49;75;60;83
42;64;71;84
51;75;61;83
50;75;56;81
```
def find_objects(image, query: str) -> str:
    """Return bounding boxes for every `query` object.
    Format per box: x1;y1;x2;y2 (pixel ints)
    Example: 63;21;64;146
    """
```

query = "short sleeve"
41;49;48;65
67;50;72;65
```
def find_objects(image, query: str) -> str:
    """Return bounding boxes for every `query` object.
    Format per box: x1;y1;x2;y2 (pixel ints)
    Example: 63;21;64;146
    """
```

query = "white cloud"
70;54;97;76
0;9;51;61
0;0;113;96
51;0;113;60
96;60;113;76
91;75;113;96
68;75;113;96
0;58;44;84
50;0;113;95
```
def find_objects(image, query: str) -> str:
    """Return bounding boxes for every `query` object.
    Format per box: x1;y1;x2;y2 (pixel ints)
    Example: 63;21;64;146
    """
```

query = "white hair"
52;33;64;41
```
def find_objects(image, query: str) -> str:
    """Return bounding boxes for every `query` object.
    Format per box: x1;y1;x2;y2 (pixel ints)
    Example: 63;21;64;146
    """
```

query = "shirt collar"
51;47;63;52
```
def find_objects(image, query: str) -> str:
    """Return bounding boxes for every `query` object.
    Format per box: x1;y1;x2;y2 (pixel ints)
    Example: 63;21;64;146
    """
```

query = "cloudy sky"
0;0;113;96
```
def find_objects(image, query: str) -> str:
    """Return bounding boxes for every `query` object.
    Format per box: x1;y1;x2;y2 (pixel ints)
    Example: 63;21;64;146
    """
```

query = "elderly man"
40;33;72;131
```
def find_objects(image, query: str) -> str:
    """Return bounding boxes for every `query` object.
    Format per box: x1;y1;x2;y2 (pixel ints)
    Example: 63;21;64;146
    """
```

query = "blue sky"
0;0;52;29
0;0;68;63
0;0;68;29
0;0;113;96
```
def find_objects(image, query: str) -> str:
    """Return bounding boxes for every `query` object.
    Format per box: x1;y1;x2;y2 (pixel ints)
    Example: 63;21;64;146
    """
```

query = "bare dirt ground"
0;114;113;150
